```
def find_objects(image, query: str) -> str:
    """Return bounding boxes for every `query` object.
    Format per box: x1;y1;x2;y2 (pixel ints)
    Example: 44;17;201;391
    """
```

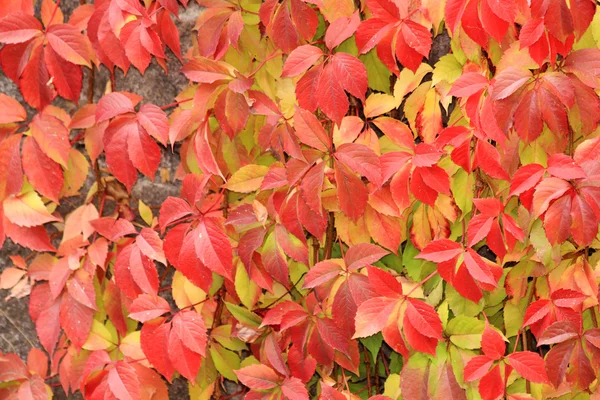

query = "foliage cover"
1;0;600;399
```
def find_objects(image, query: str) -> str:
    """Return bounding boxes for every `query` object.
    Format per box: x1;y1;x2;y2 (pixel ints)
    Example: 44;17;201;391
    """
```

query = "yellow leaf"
61;149;89;197
138;200;153;226
82;320;115;351
393;63;432;101
172;271;207;312
432;54;463;86
320;0;355;21
403;81;430;135
225;164;269;193
364;93;398;118
120;331;149;366
418;87;442;143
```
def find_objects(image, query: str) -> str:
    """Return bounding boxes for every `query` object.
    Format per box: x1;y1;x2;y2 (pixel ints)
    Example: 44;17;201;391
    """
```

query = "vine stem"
323;212;335;260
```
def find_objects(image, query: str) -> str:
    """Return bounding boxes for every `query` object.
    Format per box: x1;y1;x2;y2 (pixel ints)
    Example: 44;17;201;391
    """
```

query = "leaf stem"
248;49;283;78
160;97;193;110
405;270;438;298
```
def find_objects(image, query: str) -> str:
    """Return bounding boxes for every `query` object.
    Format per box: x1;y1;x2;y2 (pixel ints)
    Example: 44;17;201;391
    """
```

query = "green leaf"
211;325;247;351
360;333;383;363
451;169;474;216
504;302;524;338
235;260;260;309
446;285;483;318
210;343;240;382
360;50;392;94
445;316;485;349
403;242;434;281
225;302;262;328
189;357;218;400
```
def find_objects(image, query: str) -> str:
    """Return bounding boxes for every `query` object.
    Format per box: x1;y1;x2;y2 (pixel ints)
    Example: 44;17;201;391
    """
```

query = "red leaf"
464;248;497;287
509;164;545;197
479;364;504;400
196;217;233;280
464;355;494;382
30;113;70;168
293;107;330;152
331;52;367;101
90;217;136;241
448;72;488;98
0;12;42;43
519;18;545;48
137;104;169;146
491;67;531;100
467;215;494;247
416;239;462;263
0;93;26;123
46;23;91;67
21;137;63;203
514;90;543;142
317;62;348;126
107;361;142;400
345;244;389;270
481;324;506;360
547;154;586;180
168;325;201;381
532;177;572;217
303;260;342;289
281;377;308;400
282;45;323;77
334;161;367;221
335;143;382;186
172;310;207;356
159;196;193;230
537;321;579;346
141;318;175;381
522;299;551;327
129;294;170;322
181;57;233;83
325;12;360;50
545;341;574;388
235;364;280;390
270;2;301;53
136;228;166;264
405;299;443;340
66;271;97;310
296;63;322;112
506;351;550;384
45;43;83;103
366;265;402;297
570;194;598;247
60;292;94;349
353;296;397;338
19;44;55;110
474;140;509;181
